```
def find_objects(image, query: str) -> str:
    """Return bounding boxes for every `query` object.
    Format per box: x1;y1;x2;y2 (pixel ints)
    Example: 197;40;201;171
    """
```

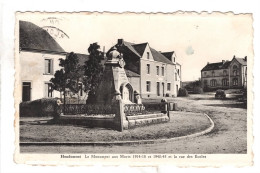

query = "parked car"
215;89;226;99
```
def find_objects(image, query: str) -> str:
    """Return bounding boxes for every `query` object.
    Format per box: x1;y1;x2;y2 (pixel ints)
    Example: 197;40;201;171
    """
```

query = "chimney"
244;56;247;61
118;39;124;45
207;62;209;65
222;60;225;64
233;55;236;59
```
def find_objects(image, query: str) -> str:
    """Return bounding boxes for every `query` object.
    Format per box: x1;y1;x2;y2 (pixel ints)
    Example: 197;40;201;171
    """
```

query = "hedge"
178;88;189;97
193;87;203;94
20;98;59;117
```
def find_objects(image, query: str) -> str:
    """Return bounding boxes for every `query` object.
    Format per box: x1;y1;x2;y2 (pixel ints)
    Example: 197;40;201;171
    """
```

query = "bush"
178;88;189;97
20;98;59;117
165;93;170;97
193;87;203;94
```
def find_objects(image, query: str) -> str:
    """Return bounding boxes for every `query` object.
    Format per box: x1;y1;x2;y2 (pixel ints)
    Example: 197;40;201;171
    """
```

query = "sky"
18;12;253;81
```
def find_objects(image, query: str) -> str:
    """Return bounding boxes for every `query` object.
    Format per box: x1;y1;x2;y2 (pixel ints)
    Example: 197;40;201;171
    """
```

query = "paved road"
20;94;247;154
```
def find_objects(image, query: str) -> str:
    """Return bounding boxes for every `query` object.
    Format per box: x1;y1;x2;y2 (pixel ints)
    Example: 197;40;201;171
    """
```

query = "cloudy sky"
18;12;253;81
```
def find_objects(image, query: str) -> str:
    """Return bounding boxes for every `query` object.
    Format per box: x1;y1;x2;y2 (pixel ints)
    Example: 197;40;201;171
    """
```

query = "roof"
150;48;174;64
125;69;140;77
235;58;247;65
132;43;148;56
19;20;65;53
118;40;174;65
161;51;174;60
202;56;247;71
201;61;231;71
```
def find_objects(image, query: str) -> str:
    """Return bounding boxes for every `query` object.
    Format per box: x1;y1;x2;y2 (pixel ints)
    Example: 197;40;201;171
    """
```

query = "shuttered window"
44;59;53;74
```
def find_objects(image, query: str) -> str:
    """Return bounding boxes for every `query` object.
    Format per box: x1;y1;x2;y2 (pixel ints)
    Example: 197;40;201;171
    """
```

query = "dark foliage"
20;98;59;117
50;52;83;104
193;86;203;94
84;43;104;103
178;88;189;97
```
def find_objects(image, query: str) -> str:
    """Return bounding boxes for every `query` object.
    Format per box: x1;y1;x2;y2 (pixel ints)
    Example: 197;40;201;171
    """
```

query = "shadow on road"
204;103;247;109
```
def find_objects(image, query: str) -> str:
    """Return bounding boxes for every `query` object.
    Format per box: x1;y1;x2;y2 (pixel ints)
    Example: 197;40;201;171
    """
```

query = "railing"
63;104;115;115
124;103;167;116
143;103;167;112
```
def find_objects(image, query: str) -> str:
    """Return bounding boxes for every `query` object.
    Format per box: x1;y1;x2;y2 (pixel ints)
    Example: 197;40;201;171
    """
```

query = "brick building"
201;56;247;90
107;39;182;98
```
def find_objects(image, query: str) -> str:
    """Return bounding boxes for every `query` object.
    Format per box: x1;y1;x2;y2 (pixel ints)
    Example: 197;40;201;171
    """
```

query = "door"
123;86;130;101
162;82;165;96
157;82;160;96
22;82;31;102
176;85;179;96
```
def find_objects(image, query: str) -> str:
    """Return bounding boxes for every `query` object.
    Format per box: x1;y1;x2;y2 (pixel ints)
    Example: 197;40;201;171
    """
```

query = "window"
162;67;165;76
223;70;227;76
233;78;238;86
210;79;217;87
44;83;53;98
156;66;159;75
204;72;207;77
212;71;215;77
78;83;83;96
204;80;207;86
222;78;229;86
147;64;150;74
147;52;150;59
245;67;247;76
44;59;53;74
175;73;177;81
167;83;171;91
233;70;238;76
177;69;180;75
233;65;238;69
146;81;151;92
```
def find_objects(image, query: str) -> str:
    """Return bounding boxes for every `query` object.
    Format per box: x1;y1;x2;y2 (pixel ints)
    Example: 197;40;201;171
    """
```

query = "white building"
19;21;88;102
107;39;182;98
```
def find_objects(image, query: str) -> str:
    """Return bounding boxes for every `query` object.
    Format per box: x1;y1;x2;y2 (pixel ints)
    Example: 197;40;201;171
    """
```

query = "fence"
124;102;167;116
63;104;115;115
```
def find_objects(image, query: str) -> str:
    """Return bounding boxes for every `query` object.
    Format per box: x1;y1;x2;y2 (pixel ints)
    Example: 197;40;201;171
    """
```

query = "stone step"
126;113;166;121
128;116;169;128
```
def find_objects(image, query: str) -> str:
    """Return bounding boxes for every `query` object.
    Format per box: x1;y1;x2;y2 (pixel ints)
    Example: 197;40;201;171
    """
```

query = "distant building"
201;56;247;90
19;21;89;102
107;39;181;98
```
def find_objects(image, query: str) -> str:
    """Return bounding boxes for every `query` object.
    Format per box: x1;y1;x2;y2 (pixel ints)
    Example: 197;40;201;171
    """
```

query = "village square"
18;14;248;154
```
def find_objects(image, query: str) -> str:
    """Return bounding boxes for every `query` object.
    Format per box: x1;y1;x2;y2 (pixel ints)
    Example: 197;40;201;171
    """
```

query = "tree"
50;52;82;106
83;43;104;103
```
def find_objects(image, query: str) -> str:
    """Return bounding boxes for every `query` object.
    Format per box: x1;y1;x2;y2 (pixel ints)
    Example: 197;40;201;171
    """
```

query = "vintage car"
215;89;226;99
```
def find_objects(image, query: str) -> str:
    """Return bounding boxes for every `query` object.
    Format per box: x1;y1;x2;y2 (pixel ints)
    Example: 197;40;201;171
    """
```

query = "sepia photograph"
14;12;253;166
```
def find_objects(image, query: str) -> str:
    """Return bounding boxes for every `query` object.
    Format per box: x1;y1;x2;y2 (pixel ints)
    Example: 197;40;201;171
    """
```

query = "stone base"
126;113;169;129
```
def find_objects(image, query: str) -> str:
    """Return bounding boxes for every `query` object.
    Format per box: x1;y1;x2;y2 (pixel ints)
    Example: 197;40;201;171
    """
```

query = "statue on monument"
95;46;141;105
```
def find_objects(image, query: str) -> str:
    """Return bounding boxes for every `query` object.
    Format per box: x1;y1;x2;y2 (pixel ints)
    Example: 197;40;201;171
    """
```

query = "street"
20;93;247;154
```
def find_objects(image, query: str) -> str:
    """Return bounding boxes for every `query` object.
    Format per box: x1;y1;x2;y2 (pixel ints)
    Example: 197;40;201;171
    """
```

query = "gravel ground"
20;92;247;154
20;112;210;142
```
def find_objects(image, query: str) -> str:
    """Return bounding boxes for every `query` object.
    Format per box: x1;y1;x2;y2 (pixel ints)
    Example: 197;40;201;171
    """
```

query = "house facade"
19;21;88;102
201;56;247;90
108;39;181;98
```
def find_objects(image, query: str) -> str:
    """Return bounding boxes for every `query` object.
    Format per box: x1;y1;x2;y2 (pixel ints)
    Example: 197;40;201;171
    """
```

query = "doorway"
22;82;31;102
157;82;160;96
162;82;165;96
176;85;179;96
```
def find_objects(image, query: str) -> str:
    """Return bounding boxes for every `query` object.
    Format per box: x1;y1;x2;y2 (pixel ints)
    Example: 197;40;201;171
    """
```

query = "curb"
20;113;215;146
